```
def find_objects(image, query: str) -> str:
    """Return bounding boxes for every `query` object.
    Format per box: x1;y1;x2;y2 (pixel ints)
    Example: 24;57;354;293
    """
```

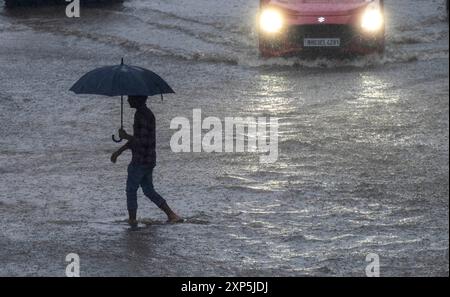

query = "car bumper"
259;24;384;57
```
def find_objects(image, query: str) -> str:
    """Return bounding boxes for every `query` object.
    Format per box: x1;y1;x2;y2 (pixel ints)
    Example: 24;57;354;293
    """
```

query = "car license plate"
303;38;340;47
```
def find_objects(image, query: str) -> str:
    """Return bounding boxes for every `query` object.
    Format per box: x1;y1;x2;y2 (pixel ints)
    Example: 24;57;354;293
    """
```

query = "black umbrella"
70;58;175;143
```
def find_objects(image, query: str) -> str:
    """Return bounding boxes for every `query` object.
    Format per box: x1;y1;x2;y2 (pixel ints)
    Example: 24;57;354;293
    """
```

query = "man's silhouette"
111;95;182;228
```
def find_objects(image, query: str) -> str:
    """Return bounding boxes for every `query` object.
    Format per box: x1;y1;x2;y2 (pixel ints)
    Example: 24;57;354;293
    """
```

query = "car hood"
269;0;372;16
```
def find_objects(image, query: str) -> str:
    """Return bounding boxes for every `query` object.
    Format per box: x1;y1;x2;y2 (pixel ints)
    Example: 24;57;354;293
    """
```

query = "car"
258;0;385;58
4;0;123;8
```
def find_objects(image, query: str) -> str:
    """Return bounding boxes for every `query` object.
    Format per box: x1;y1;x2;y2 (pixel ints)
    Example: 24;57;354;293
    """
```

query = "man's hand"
110;142;131;163
119;128;132;140
110;151;120;164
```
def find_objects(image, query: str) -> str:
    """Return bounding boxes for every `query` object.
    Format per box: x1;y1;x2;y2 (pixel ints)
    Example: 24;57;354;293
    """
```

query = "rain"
0;0;448;276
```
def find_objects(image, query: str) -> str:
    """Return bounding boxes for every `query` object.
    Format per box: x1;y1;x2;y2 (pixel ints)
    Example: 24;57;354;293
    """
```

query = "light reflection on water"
357;73;399;104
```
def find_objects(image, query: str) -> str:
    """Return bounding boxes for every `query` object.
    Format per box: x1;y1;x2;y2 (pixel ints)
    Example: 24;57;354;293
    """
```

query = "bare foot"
128;219;138;228
159;202;183;223
167;215;184;224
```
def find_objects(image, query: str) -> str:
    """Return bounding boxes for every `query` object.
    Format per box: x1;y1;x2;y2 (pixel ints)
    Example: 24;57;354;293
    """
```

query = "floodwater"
0;0;448;276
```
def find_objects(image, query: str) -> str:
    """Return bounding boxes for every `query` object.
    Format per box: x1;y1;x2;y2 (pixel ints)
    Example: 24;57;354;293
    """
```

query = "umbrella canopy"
70;59;174;97
70;58;174;143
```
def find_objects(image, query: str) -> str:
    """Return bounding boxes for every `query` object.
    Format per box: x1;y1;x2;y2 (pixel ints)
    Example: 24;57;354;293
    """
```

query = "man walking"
111;95;182;228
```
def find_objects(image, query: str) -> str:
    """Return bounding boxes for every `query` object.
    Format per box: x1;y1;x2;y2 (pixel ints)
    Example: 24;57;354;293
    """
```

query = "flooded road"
0;0;448;276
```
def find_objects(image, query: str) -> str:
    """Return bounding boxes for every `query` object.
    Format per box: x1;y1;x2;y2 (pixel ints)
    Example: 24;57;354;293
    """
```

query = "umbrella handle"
112;134;123;143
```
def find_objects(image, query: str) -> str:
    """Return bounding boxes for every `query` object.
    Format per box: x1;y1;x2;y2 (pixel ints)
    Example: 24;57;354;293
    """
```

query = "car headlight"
361;5;384;32
260;9;284;34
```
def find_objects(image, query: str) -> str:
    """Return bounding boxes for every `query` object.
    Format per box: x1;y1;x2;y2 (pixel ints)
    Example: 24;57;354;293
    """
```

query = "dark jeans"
126;164;166;211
